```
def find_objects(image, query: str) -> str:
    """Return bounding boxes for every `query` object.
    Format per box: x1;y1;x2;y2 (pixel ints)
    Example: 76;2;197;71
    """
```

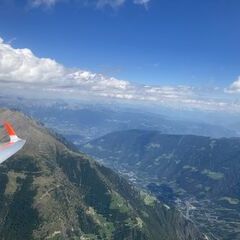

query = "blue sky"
1;0;240;86
0;0;240;112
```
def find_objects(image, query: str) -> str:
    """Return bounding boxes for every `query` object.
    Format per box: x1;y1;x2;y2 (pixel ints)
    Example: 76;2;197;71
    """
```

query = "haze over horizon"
1;0;240;113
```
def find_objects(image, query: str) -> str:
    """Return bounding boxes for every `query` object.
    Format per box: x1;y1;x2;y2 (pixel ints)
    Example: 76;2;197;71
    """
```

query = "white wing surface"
0;122;26;164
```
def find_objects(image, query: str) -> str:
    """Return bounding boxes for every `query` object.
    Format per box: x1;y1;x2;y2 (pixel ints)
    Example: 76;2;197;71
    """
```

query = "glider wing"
0;122;26;164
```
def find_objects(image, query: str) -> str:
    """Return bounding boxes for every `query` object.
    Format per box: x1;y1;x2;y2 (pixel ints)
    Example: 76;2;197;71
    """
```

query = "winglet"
3;122;20;143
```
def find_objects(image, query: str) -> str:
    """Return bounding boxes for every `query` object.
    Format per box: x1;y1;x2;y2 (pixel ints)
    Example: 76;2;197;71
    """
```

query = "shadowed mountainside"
81;129;240;240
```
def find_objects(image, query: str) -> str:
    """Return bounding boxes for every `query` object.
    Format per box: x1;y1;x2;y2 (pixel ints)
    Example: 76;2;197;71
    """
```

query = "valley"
81;130;240;240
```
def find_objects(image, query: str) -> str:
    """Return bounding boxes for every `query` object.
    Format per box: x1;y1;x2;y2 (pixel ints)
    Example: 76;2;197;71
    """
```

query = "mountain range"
81;129;240;240
0;96;237;145
0;109;205;240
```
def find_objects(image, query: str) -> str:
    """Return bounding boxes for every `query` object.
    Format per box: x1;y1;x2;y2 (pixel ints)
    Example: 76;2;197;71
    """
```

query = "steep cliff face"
0;109;204;240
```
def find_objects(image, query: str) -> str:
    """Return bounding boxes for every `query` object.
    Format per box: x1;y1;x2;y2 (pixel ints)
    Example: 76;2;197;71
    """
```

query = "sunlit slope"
0;109;204;240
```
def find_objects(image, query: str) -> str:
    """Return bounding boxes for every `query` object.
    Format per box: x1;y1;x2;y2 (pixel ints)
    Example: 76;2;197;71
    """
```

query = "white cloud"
28;0;151;9
0;37;65;83
226;77;240;93
133;0;150;6
0;36;130;93
0;36;238;112
96;0;151;9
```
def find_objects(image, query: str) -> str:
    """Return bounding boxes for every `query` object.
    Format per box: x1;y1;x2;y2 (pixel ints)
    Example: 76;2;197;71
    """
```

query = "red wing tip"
3;122;16;136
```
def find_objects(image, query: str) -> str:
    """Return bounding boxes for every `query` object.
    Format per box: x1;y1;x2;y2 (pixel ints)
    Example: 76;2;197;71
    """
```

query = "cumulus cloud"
0;38;65;83
0;36;237;112
226;77;240;93
0;36;130;92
